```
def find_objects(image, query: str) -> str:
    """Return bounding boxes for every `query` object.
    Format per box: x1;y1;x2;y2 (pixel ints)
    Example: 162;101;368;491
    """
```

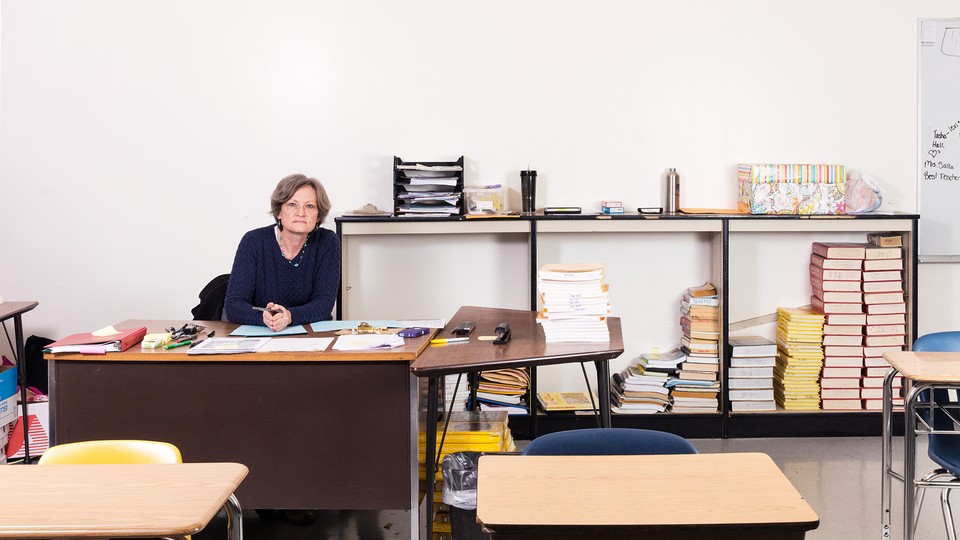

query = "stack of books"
861;235;906;410
601;200;624;215
727;336;777;411
443;374;470;413
536;263;611;343
610;352;675;414
775;307;825;410
418;410;516;534
475;368;529;415
810;241;867;410
675;283;720;412
810;239;906;410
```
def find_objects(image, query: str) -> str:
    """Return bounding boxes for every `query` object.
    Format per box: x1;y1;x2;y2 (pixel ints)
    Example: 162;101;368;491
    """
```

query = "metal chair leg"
916;486;927;531
225;493;243;540
943;488;958;540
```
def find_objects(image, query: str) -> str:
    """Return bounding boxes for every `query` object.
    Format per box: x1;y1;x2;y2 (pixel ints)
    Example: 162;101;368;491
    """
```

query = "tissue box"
737;164;846;215
464;186;505;215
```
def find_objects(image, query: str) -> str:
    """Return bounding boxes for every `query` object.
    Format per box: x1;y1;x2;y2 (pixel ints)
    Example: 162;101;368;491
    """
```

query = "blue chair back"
913;332;960;474
521;428;697;456
914;332;960;353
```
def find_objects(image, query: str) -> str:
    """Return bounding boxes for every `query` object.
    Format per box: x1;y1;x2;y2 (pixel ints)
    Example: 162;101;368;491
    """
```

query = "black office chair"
912;331;960;539
191;274;229;321
521;427;698;456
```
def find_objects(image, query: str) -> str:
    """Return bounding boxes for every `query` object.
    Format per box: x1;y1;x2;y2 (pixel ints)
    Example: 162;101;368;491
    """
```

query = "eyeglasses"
284;201;319;213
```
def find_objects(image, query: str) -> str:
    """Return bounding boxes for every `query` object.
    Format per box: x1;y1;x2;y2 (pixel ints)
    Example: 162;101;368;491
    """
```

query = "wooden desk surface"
0;301;38;322
883;351;960;382
44;319;434;362
476;453;818;531
409;306;624;377
0;462;247;539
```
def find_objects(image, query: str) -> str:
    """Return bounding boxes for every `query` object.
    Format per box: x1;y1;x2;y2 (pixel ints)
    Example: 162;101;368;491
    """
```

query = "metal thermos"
666;168;680;213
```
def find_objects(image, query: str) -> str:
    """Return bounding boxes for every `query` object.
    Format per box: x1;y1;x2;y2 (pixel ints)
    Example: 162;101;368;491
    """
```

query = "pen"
164;340;192;350
430;337;470;344
253;306;281;315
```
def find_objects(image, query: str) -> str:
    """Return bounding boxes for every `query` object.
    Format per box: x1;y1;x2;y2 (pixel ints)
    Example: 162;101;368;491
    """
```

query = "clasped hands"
263;302;292;332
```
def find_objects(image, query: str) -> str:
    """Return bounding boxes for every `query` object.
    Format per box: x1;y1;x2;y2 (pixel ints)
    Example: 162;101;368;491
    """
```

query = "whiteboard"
919;19;960;261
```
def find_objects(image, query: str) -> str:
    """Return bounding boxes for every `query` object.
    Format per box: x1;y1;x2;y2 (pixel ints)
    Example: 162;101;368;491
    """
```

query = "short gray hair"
269;174;331;224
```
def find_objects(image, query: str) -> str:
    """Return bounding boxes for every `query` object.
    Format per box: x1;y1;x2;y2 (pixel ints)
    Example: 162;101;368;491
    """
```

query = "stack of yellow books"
774;307;825;410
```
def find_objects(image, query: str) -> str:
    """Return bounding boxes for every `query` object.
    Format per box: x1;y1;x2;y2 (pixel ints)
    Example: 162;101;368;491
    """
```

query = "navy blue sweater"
224;225;341;326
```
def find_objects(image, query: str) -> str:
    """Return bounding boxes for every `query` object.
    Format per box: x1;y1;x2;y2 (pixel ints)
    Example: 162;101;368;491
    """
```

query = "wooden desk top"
476;453;818;531
883;351;960;382
0;301;38;322
44;319;434;363
0;462;247;539
409;306;624;377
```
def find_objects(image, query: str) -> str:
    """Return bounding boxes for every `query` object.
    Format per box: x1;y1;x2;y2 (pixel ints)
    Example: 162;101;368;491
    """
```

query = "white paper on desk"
331;334;405;350
187;337;271;355
258;337;334;352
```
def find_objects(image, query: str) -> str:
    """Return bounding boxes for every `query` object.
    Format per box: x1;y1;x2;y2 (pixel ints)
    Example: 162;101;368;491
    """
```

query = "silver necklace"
277;230;306;267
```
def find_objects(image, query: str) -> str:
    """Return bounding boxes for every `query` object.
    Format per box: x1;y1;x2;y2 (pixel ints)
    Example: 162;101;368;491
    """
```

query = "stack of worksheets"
537;263;610;342
475;368;529;414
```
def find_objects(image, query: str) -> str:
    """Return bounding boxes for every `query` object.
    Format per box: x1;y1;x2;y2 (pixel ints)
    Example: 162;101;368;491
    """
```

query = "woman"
224;174;340;331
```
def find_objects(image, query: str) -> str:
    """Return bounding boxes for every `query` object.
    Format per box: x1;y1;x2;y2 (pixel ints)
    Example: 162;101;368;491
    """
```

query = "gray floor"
196;436;956;540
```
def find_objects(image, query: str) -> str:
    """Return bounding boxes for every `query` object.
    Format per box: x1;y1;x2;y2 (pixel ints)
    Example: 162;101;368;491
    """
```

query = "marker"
164;340;192;350
430;337;470;344
253;306;281;315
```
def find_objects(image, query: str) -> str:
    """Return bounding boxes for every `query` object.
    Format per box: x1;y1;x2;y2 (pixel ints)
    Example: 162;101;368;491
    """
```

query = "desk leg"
903;383;926;540
594;360;611;428
224;494;243;540
424;376;439;540
14;314;29;462
881;368;897;539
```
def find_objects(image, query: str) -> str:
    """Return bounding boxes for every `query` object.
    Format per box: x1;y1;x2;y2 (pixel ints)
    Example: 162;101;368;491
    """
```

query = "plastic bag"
845;171;884;214
441;451;482;510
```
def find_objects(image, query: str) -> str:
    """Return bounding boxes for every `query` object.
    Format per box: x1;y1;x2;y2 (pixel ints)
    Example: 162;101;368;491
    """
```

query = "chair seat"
930;434;960;476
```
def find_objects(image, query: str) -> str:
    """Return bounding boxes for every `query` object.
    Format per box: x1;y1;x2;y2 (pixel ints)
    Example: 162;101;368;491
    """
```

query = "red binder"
45;326;147;354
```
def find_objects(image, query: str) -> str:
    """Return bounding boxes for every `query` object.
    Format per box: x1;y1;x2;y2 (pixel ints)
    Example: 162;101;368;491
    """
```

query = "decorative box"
737;164;846;215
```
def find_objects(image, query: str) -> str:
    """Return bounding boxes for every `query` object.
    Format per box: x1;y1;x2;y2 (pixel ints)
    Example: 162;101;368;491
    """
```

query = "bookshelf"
335;212;918;439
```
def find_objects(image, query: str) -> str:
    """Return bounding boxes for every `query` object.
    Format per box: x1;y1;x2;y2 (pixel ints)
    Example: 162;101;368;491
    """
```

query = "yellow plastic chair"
38;439;183;465
39;440;191;540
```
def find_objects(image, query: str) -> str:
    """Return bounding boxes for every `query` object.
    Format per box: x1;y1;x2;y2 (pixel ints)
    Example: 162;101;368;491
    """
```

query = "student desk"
476;453;819;539
410;305;624;539
0;462;247;539
1;301;38;461
881;351;960;540
45;320;432;537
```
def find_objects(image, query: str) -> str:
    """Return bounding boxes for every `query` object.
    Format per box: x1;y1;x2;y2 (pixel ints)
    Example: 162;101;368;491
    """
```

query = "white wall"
2;1;960;363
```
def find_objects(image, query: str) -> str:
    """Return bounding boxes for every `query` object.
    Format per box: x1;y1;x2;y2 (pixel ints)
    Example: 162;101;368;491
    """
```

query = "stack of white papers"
331;334;405;350
187;337;271;355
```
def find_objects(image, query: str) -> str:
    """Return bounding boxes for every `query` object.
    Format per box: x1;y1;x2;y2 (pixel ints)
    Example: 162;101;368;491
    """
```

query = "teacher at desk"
224;173;341;332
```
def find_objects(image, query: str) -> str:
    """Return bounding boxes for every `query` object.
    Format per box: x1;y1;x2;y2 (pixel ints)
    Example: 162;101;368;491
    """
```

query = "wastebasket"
441;451;490;540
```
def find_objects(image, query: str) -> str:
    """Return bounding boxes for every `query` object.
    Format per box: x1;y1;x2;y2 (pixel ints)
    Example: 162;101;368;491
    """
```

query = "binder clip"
493;322;511;345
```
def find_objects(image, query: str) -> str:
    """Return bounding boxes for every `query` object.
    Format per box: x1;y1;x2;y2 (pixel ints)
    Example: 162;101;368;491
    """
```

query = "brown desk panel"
47;319;428;510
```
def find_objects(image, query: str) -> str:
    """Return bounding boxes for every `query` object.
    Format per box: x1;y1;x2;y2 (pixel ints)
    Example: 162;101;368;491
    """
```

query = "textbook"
45;326;147;354
537;391;597;411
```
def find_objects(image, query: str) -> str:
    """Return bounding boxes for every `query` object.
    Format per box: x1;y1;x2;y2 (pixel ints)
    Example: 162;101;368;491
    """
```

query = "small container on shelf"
464;185;505;215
